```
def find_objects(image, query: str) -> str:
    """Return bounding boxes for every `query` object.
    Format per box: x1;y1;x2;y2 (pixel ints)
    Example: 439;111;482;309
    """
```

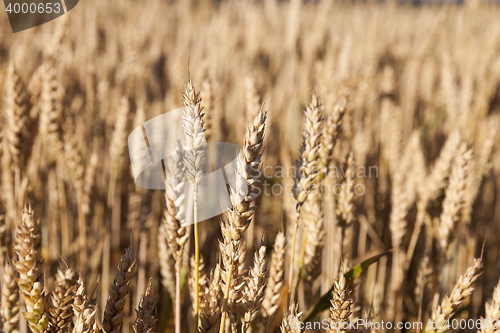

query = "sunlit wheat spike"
14;205;47;333
157;224;175;297
227;107;267;238
437;142;473;251
480;278;500;333
72;277;97;333
318;96;346;178
293;94;324;209
133;280;158;333
336;152;355;227
103;247;137;333
1;261;20;333
241;246;267;333
47;268;79;333
3;62;31;161
262;232;285;331
280;302;302;333
303;194;326;283
427;258;482;333
199;264;223;333
327;273;353;333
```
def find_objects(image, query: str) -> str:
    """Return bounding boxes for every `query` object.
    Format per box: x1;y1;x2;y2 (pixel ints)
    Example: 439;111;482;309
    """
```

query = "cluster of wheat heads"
1;0;500;332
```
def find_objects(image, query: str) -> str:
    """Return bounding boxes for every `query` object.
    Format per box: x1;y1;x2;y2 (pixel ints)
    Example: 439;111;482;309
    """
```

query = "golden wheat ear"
133;279;158;333
102;247;137;333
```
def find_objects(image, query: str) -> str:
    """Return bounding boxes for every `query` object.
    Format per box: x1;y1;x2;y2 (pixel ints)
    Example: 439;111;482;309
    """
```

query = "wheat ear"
199;264;223;333
47;268;79;333
480;278;500;333
327;273;353;333
14;205;48;333
290;95;323;301
164;142;188;333
182;78;207;332
73;278;97;333
1;261;20;333
157;224;175;297
437;142;473;252
103;247;137;333
318;96;346;179
426;258;482;333
280;303;302;333
219;107;267;333
241;246;267;333
262;232;286;333
133;279;158;333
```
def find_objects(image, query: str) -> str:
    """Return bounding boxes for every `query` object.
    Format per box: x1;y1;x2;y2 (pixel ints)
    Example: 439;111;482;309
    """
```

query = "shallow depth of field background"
0;0;500;332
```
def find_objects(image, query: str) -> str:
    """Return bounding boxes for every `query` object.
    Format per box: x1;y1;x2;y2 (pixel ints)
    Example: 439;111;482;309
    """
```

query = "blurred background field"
1;0;500;332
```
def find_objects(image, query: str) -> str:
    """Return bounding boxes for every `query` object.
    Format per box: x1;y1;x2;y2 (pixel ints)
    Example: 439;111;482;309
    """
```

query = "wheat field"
0;0;500;332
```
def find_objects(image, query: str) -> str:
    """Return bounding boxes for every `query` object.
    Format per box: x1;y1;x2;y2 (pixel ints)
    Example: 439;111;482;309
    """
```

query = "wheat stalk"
280;303;302;333
103;247;137;333
47;268;79;333
219;107;267;333
133;279;158;333
73;278;97;333
290;94;323;301
326;273;353;333
426;258;482;333
241;245;267;333
1;261;20;333
437;142;473;252
480;278;500;333
262;232;286;332
199;264;223;333
182;78;207;332
14;205;47;333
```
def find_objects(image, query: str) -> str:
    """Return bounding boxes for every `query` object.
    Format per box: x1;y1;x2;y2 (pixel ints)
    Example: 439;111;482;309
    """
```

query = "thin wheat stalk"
14;205;47;333
103;247;137;333
182;78;207;332
290;95;323;302
426;258;482;333
326;273;353;333
262;232;285;333
0;215;8;266
47;268;79;333
219;107;267;333
1;261;20;333
133;279;158;333
241;246;267;333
